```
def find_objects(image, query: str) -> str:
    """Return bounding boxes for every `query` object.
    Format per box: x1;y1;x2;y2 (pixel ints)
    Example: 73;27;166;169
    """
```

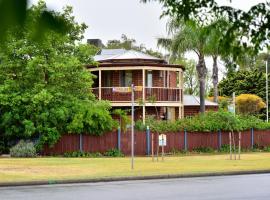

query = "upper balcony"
91;87;182;103
87;48;184;106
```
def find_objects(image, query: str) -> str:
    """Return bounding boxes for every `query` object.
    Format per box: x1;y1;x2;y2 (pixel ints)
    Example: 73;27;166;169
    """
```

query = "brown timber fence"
43;129;270;156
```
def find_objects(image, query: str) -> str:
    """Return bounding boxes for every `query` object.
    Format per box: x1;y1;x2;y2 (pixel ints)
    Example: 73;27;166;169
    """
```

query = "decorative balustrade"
91;87;182;102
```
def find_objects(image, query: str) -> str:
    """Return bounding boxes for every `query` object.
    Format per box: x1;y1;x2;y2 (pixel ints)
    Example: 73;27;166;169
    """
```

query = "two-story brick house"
87;49;184;123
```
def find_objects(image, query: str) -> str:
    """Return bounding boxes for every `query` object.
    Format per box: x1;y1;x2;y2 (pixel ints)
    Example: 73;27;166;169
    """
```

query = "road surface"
0;174;270;200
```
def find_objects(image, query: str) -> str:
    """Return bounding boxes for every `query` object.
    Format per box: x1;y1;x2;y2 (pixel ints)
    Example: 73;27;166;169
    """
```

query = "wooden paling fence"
43;129;270;156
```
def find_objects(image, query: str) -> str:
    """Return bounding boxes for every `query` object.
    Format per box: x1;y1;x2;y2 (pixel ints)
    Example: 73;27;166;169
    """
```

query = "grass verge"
0;153;270;183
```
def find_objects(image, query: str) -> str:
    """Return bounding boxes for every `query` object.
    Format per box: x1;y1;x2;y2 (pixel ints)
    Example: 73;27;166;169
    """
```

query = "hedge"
135;111;270;133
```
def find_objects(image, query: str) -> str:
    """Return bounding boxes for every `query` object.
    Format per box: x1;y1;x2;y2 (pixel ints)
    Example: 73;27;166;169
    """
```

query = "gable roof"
184;95;218;106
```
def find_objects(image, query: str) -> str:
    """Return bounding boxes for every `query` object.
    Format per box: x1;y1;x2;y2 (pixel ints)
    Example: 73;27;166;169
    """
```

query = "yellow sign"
134;86;143;91
112;86;143;93
113;87;131;93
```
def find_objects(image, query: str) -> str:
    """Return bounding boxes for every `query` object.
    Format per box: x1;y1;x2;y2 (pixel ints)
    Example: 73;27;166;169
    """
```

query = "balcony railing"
91;87;182;102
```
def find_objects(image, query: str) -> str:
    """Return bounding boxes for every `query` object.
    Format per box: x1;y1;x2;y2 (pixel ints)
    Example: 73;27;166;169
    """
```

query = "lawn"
1;153;270;183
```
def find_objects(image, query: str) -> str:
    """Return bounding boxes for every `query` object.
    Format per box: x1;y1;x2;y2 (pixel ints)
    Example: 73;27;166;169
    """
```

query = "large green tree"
219;70;267;100
0;2;115;148
142;0;270;57
158;20;209;112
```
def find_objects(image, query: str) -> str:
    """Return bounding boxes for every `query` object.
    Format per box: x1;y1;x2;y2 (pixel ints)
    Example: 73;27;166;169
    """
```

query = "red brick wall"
100;70;178;88
184;106;219;117
133;70;142;86
169;71;177;87
111;71;120;86
152;71;163;87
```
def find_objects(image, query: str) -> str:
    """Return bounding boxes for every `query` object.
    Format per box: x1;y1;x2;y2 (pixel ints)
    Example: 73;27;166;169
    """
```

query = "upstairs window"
120;71;132;87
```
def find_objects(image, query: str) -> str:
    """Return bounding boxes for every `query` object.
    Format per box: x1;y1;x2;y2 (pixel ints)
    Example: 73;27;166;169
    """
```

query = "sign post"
159;134;166;161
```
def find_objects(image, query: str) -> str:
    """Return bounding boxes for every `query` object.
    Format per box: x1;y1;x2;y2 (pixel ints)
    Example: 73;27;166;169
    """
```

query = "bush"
192;147;214;153
63;151;103;158
236;94;266;115
104;148;124;157
10;140;37;157
219;144;230;153
139;111;270;133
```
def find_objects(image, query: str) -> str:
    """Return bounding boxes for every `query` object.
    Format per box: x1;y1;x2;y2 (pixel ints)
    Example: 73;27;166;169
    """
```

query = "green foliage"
263;146;270;152
192;147;214;153
112;109;131;132
136;111;270;133
106;34;163;58
219;70;267;99
219;144;230;153
104;148;124;157
0;0;69;43
10;140;37;157
63;149;124;158
63;151;103;158
142;0;270;57
0;2;115;148
134;120;145;131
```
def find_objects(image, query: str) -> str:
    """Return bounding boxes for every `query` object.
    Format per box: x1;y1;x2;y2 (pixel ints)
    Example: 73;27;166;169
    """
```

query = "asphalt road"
0;174;270;200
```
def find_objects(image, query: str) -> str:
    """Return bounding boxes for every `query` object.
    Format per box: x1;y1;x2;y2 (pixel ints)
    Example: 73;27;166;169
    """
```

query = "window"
120;71;132;87
146;70;153;87
104;71;112;87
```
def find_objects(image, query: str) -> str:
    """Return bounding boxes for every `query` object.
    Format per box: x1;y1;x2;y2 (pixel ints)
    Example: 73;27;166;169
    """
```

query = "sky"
29;0;266;75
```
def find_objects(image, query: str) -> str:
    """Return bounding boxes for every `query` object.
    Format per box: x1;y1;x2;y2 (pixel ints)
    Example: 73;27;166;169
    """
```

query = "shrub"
219;144;230;153
236;94;266;115
104;148;124;157
63;151;103;158
139;111;270;133
10;140;37;157
192;147;214;153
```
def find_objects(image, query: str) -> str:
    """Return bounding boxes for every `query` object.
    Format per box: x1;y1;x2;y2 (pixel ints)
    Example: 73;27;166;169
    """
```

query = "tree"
158;20;209;112
142;0;270;57
177;59;199;95
0;2;115;148
0;0;68;43
218;70;267;99
106;34;163;58
236;94;266;115
205;19;230;103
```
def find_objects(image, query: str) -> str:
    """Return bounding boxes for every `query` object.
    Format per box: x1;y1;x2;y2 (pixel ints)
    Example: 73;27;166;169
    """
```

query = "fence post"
117;127;121;151
79;134;83;152
218;130;222;149
251;128;254;148
146;126;150;156
184;129;188;151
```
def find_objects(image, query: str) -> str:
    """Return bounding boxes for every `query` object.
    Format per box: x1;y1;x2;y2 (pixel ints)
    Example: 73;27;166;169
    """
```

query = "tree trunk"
196;53;207;113
212;55;218;103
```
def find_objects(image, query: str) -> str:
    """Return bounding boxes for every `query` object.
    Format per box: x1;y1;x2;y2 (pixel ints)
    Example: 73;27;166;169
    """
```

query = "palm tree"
205;19;229;103
158;20;208;113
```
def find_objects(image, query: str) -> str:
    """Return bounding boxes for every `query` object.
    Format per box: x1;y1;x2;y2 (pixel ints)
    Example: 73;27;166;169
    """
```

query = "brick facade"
99;70;177;88
184;106;219;117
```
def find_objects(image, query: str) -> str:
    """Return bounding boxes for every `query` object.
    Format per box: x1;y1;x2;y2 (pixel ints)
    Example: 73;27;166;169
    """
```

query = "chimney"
87;39;104;48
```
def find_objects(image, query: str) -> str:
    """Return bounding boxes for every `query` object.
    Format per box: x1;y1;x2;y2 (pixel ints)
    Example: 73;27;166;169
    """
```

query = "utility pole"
131;84;135;170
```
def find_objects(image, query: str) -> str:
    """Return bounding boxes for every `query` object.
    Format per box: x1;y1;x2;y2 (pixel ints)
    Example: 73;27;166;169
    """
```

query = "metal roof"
94;49;164;62
184;95;218;106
